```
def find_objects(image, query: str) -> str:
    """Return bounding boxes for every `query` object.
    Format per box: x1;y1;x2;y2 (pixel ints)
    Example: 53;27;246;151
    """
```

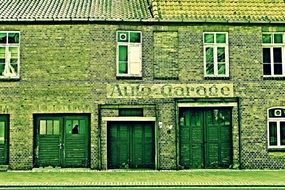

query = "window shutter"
128;43;142;76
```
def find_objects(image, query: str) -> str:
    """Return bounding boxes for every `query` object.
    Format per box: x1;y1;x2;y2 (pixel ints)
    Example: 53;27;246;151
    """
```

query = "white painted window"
262;33;285;77
267;107;285;149
203;32;229;77
116;31;142;77
0;31;20;79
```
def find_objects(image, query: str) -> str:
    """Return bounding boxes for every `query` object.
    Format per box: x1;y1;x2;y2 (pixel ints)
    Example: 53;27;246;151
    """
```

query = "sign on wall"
107;84;234;99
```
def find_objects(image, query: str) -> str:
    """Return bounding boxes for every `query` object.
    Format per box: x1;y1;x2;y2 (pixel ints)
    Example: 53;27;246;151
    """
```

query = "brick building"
0;0;285;170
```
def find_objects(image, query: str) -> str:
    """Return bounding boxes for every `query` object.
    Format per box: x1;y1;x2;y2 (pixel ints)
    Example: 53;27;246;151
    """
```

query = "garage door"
0;115;8;165
107;121;154;169
179;108;232;169
34;115;90;168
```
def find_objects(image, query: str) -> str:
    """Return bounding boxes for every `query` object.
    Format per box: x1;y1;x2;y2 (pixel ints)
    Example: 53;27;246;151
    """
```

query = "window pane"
206;63;214;75
273;48;282;63
8;33;19;44
280;122;285;145
119;61;128;74
262;34;271;43
46;120;53;135
263;64;271;75
218;63;226;75
0;122;4;144
274;34;283;43
204;33;214;43
9;47;18;58
0;64;4;74
130;32;141;43
40;120;46;135
206;47;214;62
216;33;226;43
274;64;283;75
119;46;128;61
0;33;7;44
263;48;271;63
72;120;79;134
0;47;4;58
53;120;60;135
117;32;128;42
80;120;86;134
269;122;277;146
217;47;225;62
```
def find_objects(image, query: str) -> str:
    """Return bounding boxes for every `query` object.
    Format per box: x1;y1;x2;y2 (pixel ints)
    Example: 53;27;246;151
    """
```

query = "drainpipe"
237;98;242;169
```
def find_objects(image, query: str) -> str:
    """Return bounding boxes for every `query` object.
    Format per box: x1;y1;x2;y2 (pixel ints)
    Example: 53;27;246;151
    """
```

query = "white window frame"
0;31;20;79
203;32;229;77
116;31;142;77
262;32;285;77
267;107;285;149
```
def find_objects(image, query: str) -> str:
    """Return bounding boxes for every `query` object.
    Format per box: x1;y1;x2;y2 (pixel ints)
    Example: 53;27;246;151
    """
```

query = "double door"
34;115;89;167
107;121;154;169
179;108;232;169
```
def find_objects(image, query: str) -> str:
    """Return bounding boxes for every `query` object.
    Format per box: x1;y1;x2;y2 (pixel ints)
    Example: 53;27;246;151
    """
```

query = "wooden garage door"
0;115;8;165
107;121;154;169
35;115;89;168
179;108;232;169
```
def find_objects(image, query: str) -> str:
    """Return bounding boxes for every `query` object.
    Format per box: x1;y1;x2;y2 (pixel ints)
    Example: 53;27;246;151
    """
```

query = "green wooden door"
35;115;89;168
179;108;232;169
36;117;62;167
0;115;8;165
107;121;154;169
64;116;89;167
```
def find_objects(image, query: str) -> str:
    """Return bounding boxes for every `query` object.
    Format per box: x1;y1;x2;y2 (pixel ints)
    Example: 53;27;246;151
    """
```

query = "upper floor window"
267;107;285;149
262;33;285;77
0;32;20;79
116;31;142;77
203;32;229;77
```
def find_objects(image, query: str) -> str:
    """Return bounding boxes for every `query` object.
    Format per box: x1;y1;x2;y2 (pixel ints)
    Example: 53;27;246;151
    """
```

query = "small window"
267;107;285;149
203;32;229;77
116;31;142;77
39;119;60;135
262;33;285;77
119;108;143;117
0;31;20;79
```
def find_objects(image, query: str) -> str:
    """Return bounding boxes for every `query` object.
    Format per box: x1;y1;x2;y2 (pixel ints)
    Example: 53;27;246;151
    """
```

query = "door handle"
58;143;64;149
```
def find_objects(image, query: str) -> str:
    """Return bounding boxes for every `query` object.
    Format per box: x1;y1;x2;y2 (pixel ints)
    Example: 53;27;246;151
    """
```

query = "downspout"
98;104;102;170
238;97;242;169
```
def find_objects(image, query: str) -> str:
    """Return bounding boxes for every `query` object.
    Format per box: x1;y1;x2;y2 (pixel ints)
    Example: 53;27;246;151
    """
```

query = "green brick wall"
0;23;285;169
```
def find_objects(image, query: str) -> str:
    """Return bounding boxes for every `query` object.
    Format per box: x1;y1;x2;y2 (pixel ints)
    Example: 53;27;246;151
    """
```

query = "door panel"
64;117;89;167
0;116;8;165
180;108;232;169
37;118;61;167
108;121;154;169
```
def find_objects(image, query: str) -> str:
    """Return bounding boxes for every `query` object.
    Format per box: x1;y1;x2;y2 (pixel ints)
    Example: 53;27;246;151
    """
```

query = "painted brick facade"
0;23;285;169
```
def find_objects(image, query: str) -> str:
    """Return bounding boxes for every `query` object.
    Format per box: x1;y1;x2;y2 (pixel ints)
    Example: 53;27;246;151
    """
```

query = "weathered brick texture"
0;23;284;169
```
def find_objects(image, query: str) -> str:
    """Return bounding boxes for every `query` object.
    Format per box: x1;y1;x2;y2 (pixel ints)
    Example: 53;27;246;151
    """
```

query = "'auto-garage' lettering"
107;84;233;98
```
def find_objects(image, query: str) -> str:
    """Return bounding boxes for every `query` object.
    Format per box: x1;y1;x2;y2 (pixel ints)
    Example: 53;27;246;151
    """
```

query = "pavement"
0;169;284;188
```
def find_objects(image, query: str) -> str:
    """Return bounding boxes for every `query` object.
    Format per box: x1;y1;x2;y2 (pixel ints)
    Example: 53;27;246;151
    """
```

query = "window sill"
268;148;285;152
0;77;20;81
263;76;285;80
116;75;142;80
204;76;230;80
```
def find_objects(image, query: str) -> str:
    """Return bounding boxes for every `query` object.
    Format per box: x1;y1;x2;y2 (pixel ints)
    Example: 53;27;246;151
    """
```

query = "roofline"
0;18;284;24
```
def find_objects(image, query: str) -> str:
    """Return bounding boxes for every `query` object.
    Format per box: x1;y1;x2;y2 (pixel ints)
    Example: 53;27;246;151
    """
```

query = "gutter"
0;17;284;24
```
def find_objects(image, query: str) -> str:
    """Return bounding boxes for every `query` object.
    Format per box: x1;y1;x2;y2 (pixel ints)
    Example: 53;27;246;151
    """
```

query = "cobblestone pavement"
0;169;284;187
